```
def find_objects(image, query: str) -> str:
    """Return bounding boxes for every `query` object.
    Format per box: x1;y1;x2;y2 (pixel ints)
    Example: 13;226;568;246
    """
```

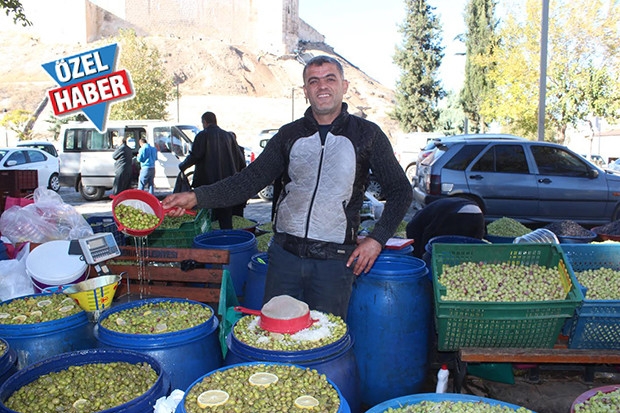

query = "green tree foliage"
108;29;173;120
460;0;498;133
482;0;620;142
0;109;34;140
393;0;445;132
438;91;467;135
45;114;87;140
1;0;31;26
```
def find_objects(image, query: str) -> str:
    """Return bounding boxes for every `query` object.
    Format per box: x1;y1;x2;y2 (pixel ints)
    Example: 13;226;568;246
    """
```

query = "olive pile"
487;217;531;237
210;216;257;230
256;233;272;252
0;294;81;324
159;214;195;229
544;220;593;237
4;361;158;413
384;401;533;412
440;262;566;302
574;387;620;412
183;363;341;413
99;301;213;334
114;203;159;230
233;311;347;351
593;220;620;235
575;267;620;300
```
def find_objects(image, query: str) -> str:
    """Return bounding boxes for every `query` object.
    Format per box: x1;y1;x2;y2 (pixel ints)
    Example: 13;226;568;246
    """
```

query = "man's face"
303;62;348;124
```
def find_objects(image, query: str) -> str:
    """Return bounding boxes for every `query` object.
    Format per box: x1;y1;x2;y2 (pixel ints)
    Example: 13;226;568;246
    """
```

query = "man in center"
163;55;412;319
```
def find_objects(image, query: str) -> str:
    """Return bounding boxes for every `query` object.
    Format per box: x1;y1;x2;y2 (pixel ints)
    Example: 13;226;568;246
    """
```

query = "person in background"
137;136;158;194
178;112;246;229
112;133;133;195
405;197;485;258
163;55;412;319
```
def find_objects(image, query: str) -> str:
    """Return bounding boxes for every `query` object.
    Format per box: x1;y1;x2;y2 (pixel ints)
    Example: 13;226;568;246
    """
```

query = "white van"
58;120;199;201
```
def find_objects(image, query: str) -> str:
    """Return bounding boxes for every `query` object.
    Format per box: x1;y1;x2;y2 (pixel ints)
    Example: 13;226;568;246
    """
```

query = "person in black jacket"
163;56;412;319
112;134;133;195
405;197;485;258
178;112;246;229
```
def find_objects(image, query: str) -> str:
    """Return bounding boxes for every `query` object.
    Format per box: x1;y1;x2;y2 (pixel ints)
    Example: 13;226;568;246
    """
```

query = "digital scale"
77;233;121;275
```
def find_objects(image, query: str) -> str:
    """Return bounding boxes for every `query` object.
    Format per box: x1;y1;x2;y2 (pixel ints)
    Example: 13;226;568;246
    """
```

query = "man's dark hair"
303;55;344;79
202;111;217;125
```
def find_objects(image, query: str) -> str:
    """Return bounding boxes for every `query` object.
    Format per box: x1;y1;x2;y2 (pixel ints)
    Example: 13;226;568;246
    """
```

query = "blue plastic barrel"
244;252;268;310
0;349;170;413
224;325;361;413
94;298;222;390
0;294;96;369
193;229;258;300
365;393;532;412
346;254;432;408
175;362;351;413
0;339;17;388
423;235;486;278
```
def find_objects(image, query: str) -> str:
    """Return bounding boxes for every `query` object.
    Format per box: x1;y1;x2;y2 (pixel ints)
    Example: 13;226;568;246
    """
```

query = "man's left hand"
347;237;382;276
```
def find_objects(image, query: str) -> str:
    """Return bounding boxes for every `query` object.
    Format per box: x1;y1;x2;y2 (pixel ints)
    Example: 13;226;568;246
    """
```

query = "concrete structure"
17;0;324;55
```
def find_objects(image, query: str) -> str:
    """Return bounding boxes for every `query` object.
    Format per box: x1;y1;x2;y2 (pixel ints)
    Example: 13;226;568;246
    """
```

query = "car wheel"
258;184;274;201
78;181;106;201
405;165;416;183
48;173;61;192
366;176;384;201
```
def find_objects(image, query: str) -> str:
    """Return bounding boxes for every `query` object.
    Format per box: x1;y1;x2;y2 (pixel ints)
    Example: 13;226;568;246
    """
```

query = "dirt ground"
0;27;401;148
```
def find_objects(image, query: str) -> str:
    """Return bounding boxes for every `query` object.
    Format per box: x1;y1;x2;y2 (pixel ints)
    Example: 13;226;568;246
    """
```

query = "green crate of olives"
129;208;212;248
431;243;584;351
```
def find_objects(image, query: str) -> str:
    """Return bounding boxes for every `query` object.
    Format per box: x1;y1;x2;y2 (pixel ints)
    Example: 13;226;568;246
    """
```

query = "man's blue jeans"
263;242;356;319
138;167;155;194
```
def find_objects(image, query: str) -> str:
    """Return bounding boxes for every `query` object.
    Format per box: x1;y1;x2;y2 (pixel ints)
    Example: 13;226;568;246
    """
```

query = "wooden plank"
114;246;229;264
116;284;220;304
107;264;223;283
459;347;620;364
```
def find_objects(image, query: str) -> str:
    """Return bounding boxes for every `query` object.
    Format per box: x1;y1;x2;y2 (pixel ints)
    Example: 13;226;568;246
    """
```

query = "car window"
471;144;529;173
531;145;589;176
443;144;486;170
0;150;7;161
6;150;27;166
27;150;47;163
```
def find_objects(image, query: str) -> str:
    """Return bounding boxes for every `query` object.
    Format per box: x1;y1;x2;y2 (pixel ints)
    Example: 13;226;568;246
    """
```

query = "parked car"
16;140;59;157
413;135;620;225
580;154;606;168
0;147;60;191
607;159;620;173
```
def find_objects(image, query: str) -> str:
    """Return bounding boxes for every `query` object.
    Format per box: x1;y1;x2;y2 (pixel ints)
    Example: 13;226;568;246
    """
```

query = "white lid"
26;240;87;285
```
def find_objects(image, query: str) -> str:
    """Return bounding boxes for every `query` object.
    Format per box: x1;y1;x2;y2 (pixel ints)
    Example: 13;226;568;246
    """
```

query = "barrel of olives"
193;229;258;301
0;339;17;388
0;293;97;369
365;393;533;412
244;252;268;310
0;348;170;413
176;362;351;413
346;254;431;408
224;325;361;413
94;297;222;391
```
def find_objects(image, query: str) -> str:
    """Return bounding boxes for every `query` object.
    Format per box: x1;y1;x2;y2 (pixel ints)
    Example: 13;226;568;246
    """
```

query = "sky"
298;0;468;91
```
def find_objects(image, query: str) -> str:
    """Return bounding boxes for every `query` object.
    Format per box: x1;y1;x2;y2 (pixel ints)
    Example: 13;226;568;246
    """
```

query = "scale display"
78;233;121;264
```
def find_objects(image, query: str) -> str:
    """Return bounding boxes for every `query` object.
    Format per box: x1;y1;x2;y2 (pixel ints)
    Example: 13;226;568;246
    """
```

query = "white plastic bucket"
26;240;88;292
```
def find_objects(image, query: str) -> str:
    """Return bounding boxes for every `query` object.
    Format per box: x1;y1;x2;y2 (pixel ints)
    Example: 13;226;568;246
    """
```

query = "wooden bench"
106;245;230;310
455;343;620;392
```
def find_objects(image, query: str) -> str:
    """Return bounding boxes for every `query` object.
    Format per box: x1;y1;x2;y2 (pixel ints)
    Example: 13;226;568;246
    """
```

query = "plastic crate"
129;208;212;248
560;244;620;349
0;170;38;195
432;243;584;351
86;215;126;246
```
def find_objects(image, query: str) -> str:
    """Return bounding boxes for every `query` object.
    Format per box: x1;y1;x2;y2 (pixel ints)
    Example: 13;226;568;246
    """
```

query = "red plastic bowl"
570;384;620;412
234;306;316;334
591;226;620;242
110;189;164;237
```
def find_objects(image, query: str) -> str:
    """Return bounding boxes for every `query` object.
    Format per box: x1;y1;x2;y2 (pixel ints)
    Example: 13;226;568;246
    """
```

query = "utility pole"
537;0;550;141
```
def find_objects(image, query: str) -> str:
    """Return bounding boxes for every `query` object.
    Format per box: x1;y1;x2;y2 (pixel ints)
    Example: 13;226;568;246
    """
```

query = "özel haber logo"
42;43;134;132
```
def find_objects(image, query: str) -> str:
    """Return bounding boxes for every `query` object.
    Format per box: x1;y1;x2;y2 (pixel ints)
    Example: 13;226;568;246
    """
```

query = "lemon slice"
196;390;229;408
72;398;88;410
249;372;279;386
12;315;27;323
61;297;75;305
29;310;43;317
143;310;152;316
0;313;10;319
294;395;319;409
58;305;75;313
154;323;167;332
115;317;126;326
37;299;52;307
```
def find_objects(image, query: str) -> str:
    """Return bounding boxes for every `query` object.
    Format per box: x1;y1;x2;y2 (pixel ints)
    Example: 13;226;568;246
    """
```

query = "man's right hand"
162;192;198;217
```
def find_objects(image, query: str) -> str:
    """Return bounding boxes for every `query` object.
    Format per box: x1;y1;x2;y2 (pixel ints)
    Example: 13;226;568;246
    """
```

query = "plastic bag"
173;171;192;193
0;245;34;301
0;188;93;244
153;389;185;413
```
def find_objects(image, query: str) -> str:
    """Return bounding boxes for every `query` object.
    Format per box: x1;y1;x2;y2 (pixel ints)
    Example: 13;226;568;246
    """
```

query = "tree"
460;0;498;133
0;109;34;140
108;29;174;120
1;0;31;26
482;0;620;142
438;91;467;135
392;0;445;132
45;114;87;140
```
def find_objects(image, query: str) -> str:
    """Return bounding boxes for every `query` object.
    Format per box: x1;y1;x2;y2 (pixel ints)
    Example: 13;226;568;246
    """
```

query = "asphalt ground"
57;187;620;413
